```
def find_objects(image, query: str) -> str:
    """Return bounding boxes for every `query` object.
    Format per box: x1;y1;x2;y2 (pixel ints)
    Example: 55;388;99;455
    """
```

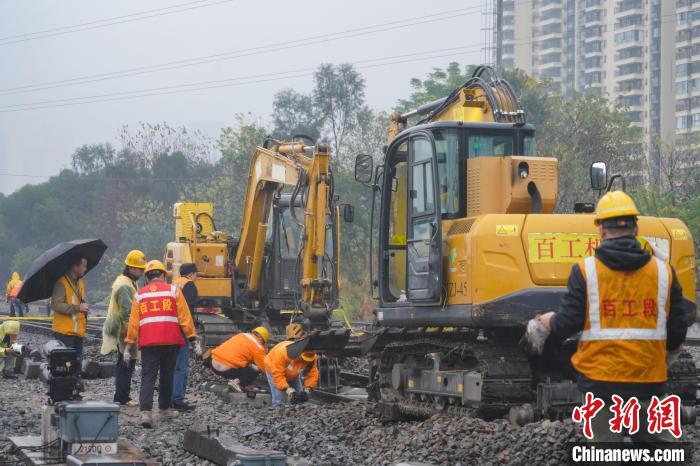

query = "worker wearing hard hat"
0;320;20;379
51;255;89;363
6;272;27;317
264;320;319;406
102;250;147;406
171;263;199;410
124;260;199;428
531;191;690;442
208;326;269;396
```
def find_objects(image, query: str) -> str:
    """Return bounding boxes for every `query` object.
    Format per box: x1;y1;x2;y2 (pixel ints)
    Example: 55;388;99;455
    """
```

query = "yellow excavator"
354;66;697;422
165;137;353;348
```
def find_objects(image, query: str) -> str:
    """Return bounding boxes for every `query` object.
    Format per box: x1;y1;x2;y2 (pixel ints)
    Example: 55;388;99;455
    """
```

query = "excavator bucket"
286;329;351;359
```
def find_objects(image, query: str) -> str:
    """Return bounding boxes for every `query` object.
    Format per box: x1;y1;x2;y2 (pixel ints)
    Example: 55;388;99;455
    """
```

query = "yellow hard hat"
301;351;317;362
124;250;147;269
285;322;309;340
594;191;640;225
144;260;167;275
252;326;270;344
2;320;20;335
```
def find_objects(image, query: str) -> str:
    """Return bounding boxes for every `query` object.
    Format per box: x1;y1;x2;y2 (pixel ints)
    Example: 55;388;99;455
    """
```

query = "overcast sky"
0;0;484;194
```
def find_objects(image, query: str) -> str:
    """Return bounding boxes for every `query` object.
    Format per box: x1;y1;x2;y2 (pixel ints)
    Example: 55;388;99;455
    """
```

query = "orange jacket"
124;281;196;346
212;332;266;370
264;340;319;390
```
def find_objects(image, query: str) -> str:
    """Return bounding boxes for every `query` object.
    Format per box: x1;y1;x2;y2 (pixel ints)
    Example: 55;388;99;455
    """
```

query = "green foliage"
10;245;42;276
271;89;321;142
396;62;475;113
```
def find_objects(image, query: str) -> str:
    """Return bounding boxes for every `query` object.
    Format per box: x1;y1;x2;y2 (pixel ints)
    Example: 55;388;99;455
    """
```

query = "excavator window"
384;141;408;302
468;134;514;157
434;129;462;217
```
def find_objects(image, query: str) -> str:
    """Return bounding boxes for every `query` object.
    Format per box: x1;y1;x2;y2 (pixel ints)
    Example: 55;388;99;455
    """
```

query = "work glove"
190;337;203;357
123;349;132;365
250;364;259;372
520;316;551;355
666;347;682;368
285;387;296;398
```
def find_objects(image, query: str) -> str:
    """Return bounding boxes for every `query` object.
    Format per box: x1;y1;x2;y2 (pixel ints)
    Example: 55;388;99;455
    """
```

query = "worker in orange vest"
124;260;198;428
532;191;689;442
264;320;318;407
51;256;89;362
209;326;269;395
171;263;198;410
6;272;27;317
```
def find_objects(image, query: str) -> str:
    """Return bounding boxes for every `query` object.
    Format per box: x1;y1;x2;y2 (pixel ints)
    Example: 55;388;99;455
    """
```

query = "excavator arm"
234;140;334;319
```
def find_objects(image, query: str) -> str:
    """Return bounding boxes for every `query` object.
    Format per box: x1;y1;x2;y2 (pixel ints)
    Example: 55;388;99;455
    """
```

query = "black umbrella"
18;239;107;303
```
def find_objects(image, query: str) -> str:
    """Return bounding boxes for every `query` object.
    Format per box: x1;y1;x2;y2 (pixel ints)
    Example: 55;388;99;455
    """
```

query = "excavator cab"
359;122;538;309
253;193;340;326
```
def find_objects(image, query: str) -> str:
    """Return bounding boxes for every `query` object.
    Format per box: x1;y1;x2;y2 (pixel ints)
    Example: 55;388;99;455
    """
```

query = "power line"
0;45;484;113
0;0;238;46
0;6;483;96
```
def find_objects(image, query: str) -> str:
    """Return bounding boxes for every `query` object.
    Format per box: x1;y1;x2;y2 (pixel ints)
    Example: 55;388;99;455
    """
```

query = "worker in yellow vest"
51;255;89;362
102;250;148;406
534;191;689;442
171;263;198;410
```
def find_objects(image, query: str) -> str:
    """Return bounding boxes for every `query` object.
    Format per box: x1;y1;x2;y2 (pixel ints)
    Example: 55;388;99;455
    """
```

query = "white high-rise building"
491;0;696;179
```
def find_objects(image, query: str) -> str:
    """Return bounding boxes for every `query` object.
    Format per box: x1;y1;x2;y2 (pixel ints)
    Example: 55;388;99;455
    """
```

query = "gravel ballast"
1;331;698;465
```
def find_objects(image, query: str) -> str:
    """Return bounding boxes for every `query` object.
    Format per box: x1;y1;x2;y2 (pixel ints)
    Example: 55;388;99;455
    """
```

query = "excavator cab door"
406;134;443;303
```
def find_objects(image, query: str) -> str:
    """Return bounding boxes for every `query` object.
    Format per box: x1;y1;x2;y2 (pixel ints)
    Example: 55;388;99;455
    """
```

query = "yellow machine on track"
165;138;353;348
354;66;697;421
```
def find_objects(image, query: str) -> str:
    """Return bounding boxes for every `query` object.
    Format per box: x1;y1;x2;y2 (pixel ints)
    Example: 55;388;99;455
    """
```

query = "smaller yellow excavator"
165;137;353;347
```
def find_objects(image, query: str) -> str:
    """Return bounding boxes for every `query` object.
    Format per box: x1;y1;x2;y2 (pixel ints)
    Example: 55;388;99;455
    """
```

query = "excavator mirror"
355;154;374;184
341;204;354;223
590;161;607;191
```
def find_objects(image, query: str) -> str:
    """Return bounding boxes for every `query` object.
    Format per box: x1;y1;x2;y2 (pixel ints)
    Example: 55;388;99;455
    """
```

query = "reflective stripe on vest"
140;316;180;326
242;332;264;351
580;256;668;341
135;288;177;302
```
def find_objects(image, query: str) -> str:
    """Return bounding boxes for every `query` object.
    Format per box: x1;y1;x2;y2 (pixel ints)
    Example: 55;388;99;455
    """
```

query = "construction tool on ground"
353;65;698;423
165;137;353;350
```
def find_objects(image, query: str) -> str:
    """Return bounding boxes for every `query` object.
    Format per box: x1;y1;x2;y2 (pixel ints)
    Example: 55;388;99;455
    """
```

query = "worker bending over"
532;191;690;442
0;320;20;379
209;326;269;396
124;260;198;428
264;320;318;406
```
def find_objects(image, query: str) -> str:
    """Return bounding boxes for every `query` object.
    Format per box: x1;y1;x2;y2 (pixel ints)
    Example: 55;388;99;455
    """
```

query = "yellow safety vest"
571;256;671;383
172;276;191;289
52;276;87;337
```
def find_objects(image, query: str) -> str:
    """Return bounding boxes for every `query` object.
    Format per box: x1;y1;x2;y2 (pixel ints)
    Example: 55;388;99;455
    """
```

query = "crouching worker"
123;260;198;428
264;321;319;407
0;320;20;379
207;326;269;396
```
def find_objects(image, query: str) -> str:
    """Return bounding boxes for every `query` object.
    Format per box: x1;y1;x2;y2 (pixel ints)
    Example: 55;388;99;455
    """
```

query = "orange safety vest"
8;281;22;298
53;276;87;337
172;276;191;289
134;281;184;349
264;341;319;390
212;332;267;370
571;256;671;383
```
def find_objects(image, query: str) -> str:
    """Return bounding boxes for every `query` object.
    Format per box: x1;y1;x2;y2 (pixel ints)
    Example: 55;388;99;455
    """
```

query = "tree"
313;63;367;159
337;110;390;170
271;89;322;141
396;62;475;113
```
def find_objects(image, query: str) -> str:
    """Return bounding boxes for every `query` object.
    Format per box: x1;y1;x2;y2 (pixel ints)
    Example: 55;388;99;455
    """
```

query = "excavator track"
375;337;533;421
